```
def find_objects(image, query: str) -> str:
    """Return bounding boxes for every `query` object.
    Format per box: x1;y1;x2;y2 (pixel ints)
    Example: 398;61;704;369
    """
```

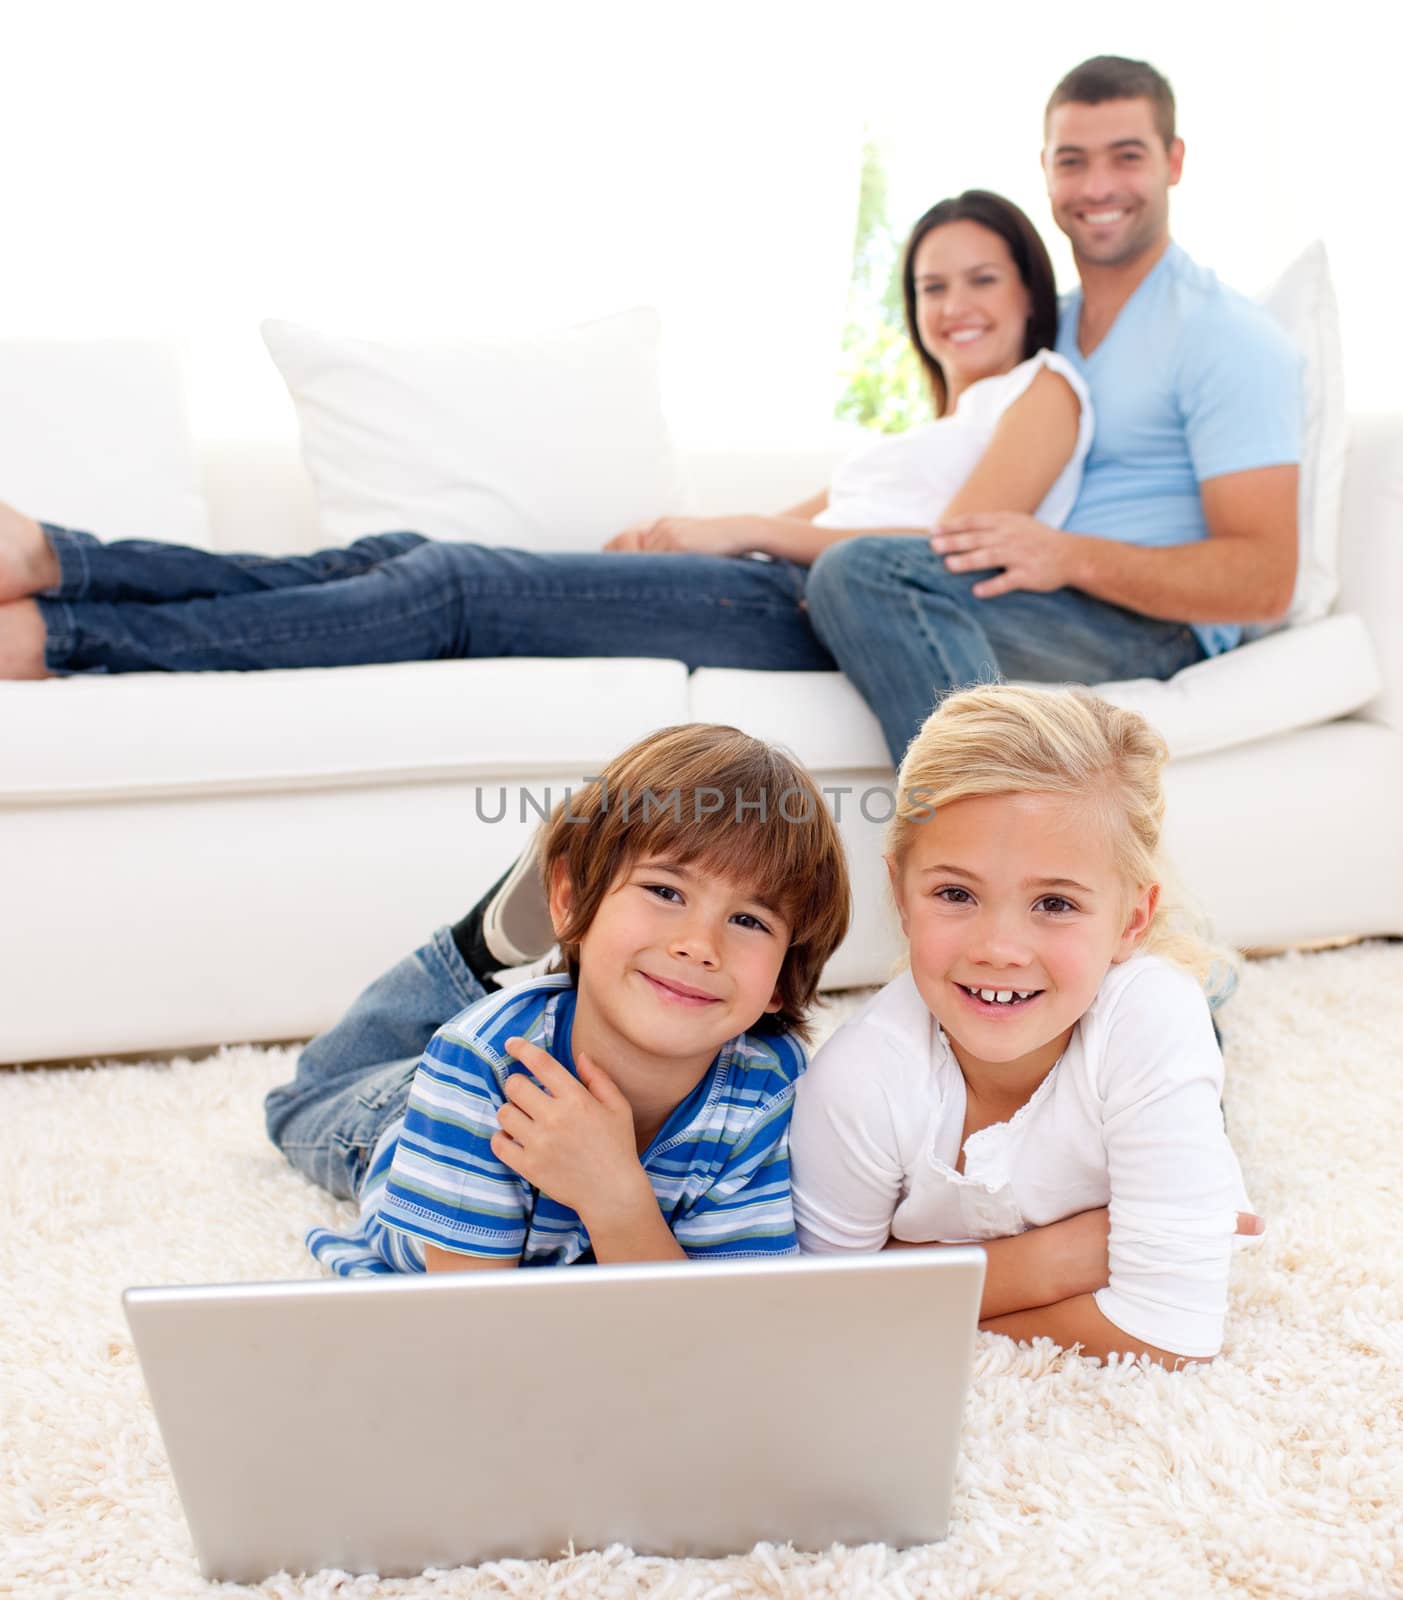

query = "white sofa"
4;419;1401;1066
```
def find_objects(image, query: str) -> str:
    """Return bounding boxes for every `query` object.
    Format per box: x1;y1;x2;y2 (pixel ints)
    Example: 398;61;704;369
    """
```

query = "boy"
265;724;850;1272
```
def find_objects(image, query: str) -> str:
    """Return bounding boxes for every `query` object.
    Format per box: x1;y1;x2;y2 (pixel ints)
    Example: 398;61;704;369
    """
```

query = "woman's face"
911;220;1034;401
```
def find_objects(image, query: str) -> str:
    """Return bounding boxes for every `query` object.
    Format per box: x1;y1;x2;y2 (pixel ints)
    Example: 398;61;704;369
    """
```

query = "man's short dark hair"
1046;56;1176;148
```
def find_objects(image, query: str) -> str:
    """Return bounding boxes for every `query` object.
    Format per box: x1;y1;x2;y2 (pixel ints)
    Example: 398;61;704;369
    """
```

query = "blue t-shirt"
307;975;808;1274
1055;243;1304;656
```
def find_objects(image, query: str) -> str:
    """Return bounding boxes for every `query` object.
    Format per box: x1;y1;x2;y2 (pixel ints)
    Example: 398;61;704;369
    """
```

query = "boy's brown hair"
538;724;850;1041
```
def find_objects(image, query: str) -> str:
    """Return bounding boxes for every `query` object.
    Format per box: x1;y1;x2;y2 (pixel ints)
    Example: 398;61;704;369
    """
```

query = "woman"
0;190;1088;766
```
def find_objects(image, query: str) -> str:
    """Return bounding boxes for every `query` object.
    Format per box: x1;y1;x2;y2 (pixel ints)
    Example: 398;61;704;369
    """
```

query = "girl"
0;191;1100;766
789;683;1257;1367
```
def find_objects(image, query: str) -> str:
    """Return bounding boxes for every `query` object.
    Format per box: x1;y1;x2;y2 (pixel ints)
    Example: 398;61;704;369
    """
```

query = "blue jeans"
36;526;834;676
37;526;1206;763
264;926;486;1201
803;536;1207;760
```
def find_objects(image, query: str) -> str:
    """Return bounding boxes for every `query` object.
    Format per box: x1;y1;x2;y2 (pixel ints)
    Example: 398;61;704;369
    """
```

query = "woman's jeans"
35;527;834;675
264;926;487;1201
36;526;1206;764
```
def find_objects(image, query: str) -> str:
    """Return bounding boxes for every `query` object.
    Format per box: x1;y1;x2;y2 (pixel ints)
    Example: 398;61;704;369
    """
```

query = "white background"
0;0;1390;443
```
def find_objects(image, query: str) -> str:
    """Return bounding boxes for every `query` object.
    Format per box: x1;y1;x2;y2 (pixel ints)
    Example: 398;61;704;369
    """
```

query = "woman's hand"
604;515;755;557
931;512;1087;598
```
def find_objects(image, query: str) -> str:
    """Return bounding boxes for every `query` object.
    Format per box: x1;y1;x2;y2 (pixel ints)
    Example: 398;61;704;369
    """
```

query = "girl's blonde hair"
888;684;1238;997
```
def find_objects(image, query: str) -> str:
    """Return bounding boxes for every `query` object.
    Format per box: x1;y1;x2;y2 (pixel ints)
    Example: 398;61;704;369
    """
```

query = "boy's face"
1042;96;1183;269
551;856;791;1069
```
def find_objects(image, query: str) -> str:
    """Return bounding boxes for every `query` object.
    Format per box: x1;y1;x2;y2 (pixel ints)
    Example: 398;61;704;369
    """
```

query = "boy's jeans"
264;927;487;1201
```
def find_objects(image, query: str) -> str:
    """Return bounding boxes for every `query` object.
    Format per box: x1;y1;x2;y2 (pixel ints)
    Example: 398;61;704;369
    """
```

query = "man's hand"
604;515;753;557
492;1038;651;1220
931;512;1085;599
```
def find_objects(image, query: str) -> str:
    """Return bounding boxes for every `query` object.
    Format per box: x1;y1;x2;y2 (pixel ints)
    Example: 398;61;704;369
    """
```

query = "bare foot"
0;502;59;603
0;600;51;679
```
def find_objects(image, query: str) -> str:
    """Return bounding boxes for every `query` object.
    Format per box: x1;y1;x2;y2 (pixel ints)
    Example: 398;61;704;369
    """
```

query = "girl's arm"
981;1295;1207;1369
984;963;1253;1365
888;1206;1263;1324
789;1031;908;1255
606;364;1083;567
886;1207;1112;1320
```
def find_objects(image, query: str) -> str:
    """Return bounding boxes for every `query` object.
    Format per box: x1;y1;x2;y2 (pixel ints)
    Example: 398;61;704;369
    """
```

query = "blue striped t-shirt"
308;975;807;1274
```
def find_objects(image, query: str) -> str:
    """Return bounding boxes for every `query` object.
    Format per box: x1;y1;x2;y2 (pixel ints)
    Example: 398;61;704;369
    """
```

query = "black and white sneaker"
451;838;555;985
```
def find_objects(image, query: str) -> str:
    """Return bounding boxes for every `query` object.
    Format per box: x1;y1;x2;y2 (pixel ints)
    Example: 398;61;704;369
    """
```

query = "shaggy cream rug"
4;943;1401;1600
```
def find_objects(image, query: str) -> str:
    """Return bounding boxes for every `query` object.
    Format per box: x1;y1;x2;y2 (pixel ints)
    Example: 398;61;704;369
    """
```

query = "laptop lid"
124;1249;985;1582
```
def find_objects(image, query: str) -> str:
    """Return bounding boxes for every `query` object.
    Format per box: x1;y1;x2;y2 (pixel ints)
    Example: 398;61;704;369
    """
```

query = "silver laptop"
124;1249;985;1582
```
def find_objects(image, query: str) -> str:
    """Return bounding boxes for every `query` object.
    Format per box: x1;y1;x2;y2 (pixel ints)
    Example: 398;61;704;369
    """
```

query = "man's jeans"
264;927;487;1201
37;526;1206;763
803;536;1207;761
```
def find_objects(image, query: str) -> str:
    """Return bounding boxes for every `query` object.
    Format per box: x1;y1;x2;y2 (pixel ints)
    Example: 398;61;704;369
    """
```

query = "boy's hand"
493;1038;653;1221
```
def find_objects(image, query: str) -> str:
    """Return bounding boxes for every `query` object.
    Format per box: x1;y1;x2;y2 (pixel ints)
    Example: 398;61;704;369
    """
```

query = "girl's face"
888;791;1156;1084
911;220;1033;401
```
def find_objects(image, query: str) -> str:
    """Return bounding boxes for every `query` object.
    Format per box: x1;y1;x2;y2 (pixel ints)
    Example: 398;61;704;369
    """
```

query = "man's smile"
1077;206;1131;226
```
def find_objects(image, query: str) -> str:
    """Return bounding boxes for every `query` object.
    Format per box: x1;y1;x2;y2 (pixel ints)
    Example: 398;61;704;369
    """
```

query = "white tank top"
813;349;1093;532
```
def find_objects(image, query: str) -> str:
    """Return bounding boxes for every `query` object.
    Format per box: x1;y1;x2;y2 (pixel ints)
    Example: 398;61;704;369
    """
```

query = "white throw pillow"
1257;241;1347;626
261;308;685;554
0;339;211;546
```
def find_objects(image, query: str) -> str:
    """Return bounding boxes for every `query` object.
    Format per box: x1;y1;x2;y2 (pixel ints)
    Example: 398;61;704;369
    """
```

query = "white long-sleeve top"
790;954;1252;1357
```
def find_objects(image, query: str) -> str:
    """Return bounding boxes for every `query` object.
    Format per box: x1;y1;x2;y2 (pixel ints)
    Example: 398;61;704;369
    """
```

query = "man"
803;54;1304;762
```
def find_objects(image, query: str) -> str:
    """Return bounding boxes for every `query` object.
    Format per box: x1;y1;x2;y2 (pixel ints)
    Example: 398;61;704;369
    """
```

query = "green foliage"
835;317;931;434
835;131;932;434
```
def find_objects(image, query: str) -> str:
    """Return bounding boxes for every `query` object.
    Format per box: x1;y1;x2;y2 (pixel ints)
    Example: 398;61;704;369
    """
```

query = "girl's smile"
889;790;1156;1089
954;982;1043;1012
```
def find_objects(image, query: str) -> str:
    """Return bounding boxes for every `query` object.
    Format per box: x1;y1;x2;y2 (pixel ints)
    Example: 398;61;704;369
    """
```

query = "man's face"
1042;97;1184;269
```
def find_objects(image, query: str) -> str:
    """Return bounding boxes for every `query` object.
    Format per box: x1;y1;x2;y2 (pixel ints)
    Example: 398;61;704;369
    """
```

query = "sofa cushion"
0;339;211;546
688;612;1381;767
3;659;689;804
261;308;685;554
1257;241;1348;627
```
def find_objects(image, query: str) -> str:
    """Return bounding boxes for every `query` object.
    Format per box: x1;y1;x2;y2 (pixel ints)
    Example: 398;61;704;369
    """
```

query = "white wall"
0;0;1389;443
0;0;861;443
